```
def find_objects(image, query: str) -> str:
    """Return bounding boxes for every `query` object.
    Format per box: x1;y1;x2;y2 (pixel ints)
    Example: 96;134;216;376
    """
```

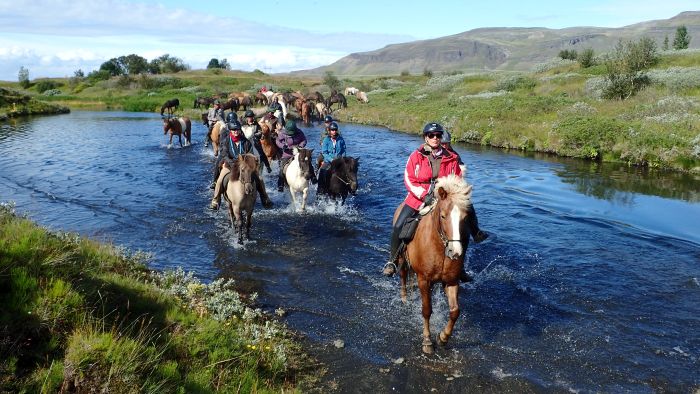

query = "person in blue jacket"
318;122;346;193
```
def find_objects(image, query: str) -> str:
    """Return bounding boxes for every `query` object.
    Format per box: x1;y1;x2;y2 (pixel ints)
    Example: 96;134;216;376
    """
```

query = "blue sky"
0;0;696;81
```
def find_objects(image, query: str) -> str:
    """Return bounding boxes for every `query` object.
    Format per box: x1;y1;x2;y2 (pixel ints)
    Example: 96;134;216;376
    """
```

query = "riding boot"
468;204;489;243
383;205;417;276
309;162;318;184
253;173;274;209
278;158;289;192
211;160;221;189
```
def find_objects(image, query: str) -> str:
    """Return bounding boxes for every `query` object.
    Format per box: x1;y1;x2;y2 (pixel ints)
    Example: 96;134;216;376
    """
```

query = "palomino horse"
394;174;473;354
160;98;180;116
318;157;359;204
162;117;191;147
315;102;330;118
356;91;369;104
222;154;259;244
285;147;314;211
258;118;281;166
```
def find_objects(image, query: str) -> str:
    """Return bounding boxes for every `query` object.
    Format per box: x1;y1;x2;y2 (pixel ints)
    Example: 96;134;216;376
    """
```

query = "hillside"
292;11;700;76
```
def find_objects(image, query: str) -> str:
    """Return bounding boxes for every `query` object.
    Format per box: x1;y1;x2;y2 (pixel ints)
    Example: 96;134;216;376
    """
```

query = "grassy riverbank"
0;204;320;392
3;50;699;173
0;87;69;120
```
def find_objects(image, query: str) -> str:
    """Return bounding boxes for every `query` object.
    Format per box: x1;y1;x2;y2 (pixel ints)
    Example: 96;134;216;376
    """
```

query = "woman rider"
382;122;488;281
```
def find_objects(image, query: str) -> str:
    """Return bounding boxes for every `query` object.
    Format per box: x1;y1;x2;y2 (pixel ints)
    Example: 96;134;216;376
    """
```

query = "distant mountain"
292;11;700;76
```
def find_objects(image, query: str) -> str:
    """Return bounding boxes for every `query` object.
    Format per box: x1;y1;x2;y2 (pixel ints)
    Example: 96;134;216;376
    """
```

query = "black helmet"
329;122;339;131
226;112;238;123
244;110;255;118
324;115;333;123
422;122;444;135
227;120;241;130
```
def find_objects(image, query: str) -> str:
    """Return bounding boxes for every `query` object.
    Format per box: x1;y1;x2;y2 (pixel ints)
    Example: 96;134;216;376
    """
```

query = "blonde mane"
435;174;472;209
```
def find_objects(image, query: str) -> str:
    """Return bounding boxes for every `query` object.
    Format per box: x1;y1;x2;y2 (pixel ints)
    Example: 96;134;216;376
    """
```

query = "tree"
662;35;669;51
99;58;124;76
74;69;85;78
206;58;220;69
121;54;148;75
18;66;30;88
602;37;658;100
149;54;189;74
219;58;231;70
577;48;595;68
673;25;691;50
323;71;341;92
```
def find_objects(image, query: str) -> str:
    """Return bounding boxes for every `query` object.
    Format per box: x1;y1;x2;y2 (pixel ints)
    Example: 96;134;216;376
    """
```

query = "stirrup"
382;261;397;277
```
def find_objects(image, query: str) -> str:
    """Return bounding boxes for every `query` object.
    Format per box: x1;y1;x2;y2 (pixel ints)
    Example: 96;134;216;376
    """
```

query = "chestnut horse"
222;154;259;244
301;101;313;125
258;118;281;166
209;121;225;156
162;117;191;147
394;174;473;354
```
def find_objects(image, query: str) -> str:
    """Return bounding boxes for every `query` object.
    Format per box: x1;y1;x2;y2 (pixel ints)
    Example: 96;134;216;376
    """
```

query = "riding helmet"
245;110;255;118
227;120;241;130
329;122;339;131
441;130;452;143
422;122;444;135
226;112;238;123
324;115;333;123
214;100;220;105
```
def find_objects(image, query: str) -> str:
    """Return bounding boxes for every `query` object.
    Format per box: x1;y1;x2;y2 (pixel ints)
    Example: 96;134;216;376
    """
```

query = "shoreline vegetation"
1;49;699;174
0;204;321;392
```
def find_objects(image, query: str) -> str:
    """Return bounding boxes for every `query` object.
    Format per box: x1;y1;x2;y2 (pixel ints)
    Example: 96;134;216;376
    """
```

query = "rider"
318;122;346;194
274;120;316;192
206;100;224;145
241;110;273;174
268;97;284;127
209;120;273;210
319;115;335;145
382;122;488;281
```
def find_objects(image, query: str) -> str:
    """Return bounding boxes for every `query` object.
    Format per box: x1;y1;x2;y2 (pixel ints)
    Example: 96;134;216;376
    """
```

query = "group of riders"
205;97;346;212
201;92;489;278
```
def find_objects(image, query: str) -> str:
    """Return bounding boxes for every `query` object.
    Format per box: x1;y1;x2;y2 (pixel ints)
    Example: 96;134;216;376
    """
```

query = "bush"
323;71;341;92
578;48;596;68
423;68;433;78
559;49;578;60
400;70;410;76
42;89;62;96
495;75;537;92
553;116;622;159
602;37;658;100
35;80;61;93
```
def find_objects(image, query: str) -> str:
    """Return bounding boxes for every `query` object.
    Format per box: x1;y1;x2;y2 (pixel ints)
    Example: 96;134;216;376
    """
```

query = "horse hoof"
422;343;434;354
437;332;449;346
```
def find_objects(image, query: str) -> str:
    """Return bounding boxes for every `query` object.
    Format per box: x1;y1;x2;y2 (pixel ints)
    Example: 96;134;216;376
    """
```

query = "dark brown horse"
254;92;268;106
325;93;347;111
318;157;359;204
305;91;324;103
221;97;239;112
394;174;473;354
162;117;191;147
193;96;213;109
160;98;179;116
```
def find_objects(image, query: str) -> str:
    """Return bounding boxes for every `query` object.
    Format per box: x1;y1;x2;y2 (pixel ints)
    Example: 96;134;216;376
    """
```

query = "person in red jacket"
383;122;488;280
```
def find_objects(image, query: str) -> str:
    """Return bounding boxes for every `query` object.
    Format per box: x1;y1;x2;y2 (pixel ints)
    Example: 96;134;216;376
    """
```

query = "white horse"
285;147;313;211
315;102;329;117
344;87;359;96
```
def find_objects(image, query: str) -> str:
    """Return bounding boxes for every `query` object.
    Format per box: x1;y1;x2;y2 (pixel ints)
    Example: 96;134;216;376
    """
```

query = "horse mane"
435;174;472;209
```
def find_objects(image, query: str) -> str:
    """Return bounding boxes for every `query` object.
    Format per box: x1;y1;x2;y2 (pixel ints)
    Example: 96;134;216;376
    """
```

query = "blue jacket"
321;135;346;163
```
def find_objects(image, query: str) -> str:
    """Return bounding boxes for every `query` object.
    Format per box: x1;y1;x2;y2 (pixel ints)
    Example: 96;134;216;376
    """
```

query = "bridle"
435;204;462;254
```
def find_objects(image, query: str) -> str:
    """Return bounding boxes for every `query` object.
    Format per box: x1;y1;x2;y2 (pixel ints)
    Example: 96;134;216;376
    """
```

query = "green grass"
0;204;318;392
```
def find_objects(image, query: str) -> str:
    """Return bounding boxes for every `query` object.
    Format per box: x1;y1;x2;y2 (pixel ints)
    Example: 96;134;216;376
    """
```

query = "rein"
434;206;462;253
331;172;350;185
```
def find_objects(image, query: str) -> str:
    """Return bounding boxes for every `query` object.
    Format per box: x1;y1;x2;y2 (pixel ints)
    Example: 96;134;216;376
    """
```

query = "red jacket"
403;145;462;210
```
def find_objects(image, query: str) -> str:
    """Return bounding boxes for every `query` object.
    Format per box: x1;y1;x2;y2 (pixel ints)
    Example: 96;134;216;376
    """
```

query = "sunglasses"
426;133;442;139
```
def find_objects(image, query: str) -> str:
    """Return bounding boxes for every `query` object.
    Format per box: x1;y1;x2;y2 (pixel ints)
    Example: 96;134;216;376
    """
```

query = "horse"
357;91;369;104
325;93;347;112
160;98;179;116
393;174;473;354
315;102;330;118
318;157;359;204
258;118;281;165
194;96;213;109
209;120;225;156
285;147;314;211
238;96;252;111
254;92;268;106
305;91;324;103
162;116;191;147
222;154;259;244
344;87;359;96
301;101;313;126
221;97;239;112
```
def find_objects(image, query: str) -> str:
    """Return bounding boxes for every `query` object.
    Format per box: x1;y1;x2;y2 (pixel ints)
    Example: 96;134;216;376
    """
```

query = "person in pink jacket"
383;122;488;280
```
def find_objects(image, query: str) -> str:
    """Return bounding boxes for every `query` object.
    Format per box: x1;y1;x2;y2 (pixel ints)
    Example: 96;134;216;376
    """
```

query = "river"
1;111;698;392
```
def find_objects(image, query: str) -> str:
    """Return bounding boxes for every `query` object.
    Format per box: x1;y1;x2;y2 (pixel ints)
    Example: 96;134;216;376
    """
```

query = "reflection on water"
1;111;699;392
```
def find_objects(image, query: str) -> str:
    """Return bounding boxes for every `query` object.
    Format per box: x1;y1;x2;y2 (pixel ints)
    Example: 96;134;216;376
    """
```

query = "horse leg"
301;187;308;211
418;277;434;354
178;134;183;148
399;257;408;303
438;284;460;346
245;210;252;240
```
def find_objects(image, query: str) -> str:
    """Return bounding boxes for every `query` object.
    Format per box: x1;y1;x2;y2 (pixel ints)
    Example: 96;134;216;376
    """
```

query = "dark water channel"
1;111;698;392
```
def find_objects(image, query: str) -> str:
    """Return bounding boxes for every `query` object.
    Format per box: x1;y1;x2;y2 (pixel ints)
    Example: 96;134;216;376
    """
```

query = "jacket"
275;130;307;159
321;135;346;163
219;131;253;168
403;144;461;210
207;107;224;126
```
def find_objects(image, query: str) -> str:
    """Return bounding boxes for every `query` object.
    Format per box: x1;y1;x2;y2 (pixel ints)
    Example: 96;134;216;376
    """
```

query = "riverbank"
3;49;699;173
0;87;69;120
0;203;321;392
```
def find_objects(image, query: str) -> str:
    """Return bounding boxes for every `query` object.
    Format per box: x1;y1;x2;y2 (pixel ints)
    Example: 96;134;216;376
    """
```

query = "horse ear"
438;187;448;200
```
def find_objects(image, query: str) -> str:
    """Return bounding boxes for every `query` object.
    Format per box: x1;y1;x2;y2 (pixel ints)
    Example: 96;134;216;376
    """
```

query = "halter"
435;205;462;254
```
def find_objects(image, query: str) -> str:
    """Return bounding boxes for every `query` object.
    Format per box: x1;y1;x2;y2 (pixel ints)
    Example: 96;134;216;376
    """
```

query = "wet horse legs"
419;277;434;354
438;284;460;346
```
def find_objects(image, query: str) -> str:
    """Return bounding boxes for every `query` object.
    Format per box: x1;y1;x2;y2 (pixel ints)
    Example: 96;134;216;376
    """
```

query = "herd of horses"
158;87;474;355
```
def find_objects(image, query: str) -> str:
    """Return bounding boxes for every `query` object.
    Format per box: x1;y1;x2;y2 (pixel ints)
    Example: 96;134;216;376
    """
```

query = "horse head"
238;154;256;195
162;118;172;134
434;175;473;260
294;147;313;180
